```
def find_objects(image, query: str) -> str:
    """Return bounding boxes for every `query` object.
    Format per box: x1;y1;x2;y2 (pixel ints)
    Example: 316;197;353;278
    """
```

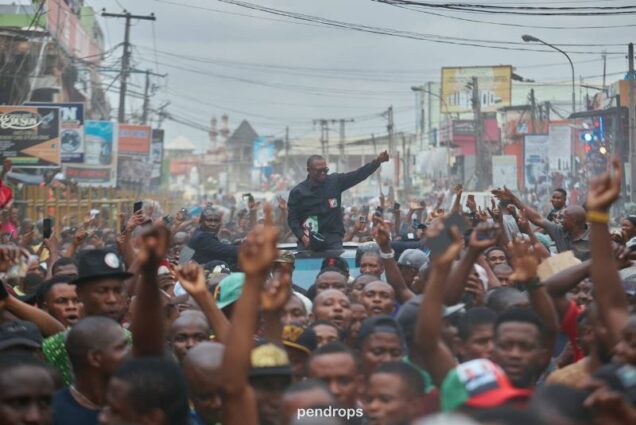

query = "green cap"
214;273;245;309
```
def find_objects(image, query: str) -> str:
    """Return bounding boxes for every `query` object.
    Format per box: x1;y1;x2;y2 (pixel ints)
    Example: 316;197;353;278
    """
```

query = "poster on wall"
0;106;60;167
492;155;518;190
524;134;550;188
548;124;572;172
64;120;117;186
440;66;512;113
118;124;151;158
150;129;164;186
28;102;85;163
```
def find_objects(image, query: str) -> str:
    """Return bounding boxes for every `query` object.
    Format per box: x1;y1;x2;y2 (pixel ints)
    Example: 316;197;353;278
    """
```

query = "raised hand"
376;150;389;163
43;235;58;253
586;157;622;212
491;186;515;202
239;203;279;276
469;222;500;251
508;237;541;283
465;274;485;306
465;196;477;212
72;228;87;246
277;195;287;211
487;199;502;222
137;225;171;274
516;208;531;234
0;245;21;272
476;206;489;223
125;210;146;233
372;216;391;251
175;262;208;297
261;270;292;312
453;184;463;196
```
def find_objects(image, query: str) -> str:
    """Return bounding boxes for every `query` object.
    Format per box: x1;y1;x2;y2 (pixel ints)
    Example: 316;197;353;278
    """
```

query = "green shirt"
43;328;132;386
403;356;435;393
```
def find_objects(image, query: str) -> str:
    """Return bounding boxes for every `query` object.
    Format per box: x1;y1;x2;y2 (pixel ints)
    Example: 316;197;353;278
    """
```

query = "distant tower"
208;116;218;152
220;114;230;147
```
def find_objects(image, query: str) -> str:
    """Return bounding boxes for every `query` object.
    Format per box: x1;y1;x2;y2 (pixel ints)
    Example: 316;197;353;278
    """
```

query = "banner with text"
440;66;512;114
0;106;60;167
27;102;85;163
524;134;550;188
492;155;518;190
150;129;164;187
118;124;151;158
548;124;572;172
64;120;117;186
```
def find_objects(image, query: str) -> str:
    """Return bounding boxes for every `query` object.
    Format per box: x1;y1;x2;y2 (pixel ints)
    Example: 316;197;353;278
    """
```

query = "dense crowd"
1;154;636;425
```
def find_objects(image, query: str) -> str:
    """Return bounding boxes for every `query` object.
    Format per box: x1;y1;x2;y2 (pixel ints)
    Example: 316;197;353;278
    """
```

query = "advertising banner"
0;106;60;167
492;155;518;190
150;129;164;183
27;102;84;163
64;120;117;186
118;124;151;158
524;134;550;187
548;124;572;172
253;136;274;167
441;66;512;114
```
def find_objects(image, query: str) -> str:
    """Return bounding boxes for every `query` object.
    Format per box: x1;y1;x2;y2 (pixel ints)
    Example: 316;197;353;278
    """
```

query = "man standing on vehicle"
288;152;389;251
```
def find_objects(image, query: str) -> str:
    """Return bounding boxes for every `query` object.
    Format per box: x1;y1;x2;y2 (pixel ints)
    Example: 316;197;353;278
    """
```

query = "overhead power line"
154;0;622;54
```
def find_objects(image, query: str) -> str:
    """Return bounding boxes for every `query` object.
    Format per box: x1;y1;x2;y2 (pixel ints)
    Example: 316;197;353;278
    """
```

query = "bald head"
169;311;210;362
66;316;128;374
183;342;225;424
563;205;587;231
183;341;225;373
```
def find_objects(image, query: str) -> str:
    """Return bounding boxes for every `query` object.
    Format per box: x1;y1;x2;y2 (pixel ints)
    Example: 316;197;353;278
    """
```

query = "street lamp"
522;34;576;115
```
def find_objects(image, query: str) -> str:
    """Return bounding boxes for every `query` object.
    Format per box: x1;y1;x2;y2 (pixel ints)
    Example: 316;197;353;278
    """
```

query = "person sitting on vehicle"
188;206;239;270
287;152;389;251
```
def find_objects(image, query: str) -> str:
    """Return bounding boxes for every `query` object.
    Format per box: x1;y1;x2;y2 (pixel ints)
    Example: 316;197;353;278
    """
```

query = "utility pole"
141;69;167;125
628;43;636;200
471;77;488;190
332;118;354;172
372;133;383;195
313;119;330;161
102;10;156;123
529;89;537;134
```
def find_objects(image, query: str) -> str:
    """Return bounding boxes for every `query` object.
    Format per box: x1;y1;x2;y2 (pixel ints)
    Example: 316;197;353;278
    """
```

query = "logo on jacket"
328;198;338;208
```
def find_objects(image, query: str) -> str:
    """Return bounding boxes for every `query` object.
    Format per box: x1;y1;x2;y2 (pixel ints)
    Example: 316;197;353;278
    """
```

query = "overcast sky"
85;0;635;151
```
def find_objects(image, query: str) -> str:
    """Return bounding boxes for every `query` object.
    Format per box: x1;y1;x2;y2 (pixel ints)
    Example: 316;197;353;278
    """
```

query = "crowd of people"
1;153;636;425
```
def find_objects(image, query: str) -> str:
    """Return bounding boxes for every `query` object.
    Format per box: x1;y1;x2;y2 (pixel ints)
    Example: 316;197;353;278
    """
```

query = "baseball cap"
214;273;245;310
398;249;429;270
282;325;318;355
249;343;292;377
320;256;349;276
0;320;43;352
593;363;636;405
440;359;531;412
274;251;296;266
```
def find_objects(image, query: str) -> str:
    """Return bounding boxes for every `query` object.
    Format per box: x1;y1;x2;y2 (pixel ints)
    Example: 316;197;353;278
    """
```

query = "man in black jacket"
188;206;239;269
288;152;389;251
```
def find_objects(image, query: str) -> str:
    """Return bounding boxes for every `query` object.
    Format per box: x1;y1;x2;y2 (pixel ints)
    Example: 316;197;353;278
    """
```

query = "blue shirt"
53;387;99;425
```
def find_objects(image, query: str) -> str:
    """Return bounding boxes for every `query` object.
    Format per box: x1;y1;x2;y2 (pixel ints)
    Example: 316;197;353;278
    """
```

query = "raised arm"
414;222;463;387
222;204;278;425
543;260;591;320
586;158;629;345
131;225;169;358
444;222;500;305
492;186;546;228
508;237;558;359
373;217;414;303
176;263;231;344
336;151;387;192
3;295;64;336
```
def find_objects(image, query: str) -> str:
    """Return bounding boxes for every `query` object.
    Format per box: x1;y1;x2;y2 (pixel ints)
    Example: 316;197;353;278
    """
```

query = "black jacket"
188;229;239;270
287;160;381;243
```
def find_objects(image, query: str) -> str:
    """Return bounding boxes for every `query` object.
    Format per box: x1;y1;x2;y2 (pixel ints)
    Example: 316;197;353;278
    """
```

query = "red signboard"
118;124;151;158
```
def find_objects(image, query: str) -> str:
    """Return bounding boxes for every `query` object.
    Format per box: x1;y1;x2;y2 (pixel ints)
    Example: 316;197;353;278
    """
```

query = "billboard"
440;66;512;114
64;120;117;186
492;155;518;190
27;102;84;163
0;106;60;167
150;129;164;184
253;136;274;167
524;134;550;188
548;124;572;172
118;124;151;158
